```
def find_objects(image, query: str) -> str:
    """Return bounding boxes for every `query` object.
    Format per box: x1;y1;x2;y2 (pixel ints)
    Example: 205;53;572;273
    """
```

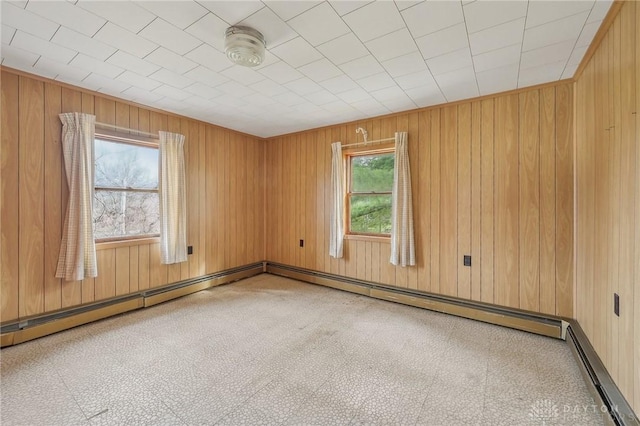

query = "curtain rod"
95;121;158;139
341;137;395;148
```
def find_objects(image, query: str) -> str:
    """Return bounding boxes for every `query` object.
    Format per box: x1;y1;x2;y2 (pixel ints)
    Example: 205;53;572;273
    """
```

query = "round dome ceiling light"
224;26;266;67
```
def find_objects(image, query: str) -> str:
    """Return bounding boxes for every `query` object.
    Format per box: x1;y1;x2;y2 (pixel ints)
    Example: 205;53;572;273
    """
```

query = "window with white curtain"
93;135;159;241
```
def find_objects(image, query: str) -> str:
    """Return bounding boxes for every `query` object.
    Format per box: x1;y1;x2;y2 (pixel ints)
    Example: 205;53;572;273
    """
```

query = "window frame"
344;143;395;240
93;130;160;247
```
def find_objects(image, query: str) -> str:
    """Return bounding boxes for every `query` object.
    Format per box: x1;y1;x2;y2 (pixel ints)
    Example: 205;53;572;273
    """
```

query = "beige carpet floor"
1;274;605;425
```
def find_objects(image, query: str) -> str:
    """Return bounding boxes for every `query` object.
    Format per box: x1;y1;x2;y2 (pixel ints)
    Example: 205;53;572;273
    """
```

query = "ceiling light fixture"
224;26;266;67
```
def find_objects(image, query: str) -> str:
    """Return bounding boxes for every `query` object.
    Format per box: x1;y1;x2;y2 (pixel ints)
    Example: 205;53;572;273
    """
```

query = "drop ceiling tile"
521;40;574;70
197;1;264;26
11;30;77;64
76;0;155;33
370;85;407;102
115;70;162;91
93;23;158;58
518;60;565;87
106;51;160;77
221;65;265;85
575;21;600;48
154;96;187;111
380;96;416;113
273;91;306;107
395;69;438;90
184;43;231;72
567;45;588;66
416;23;469;59
288;2;350;46
239;7;297;48
366;28;417;62
320;74;360;94
434;66;479;101
243;92;277;107
328;1;367;16
298;58;342;82
134;1;208;30
463;0;527;34
522;11;589;52
184;13;228;52
267;1;322;21
404;85;446;108
356;72;396;92
337;87;372;103
83;72;131;93
526;0;593;29
2;25;16;43
426;47;472;76
52;26;115;60
351;98;390;116
343;1;404;43
183;95;217;110
396;1;423;11
184;65;229;86
1;2;59;40
250;78;288;97
139;19;202;56
152;84;191;101
25;1;105;37
304;89;339;106
340;55;384;80
271;37;323;68
469;18;524;55
476;62;518;95
1;42;40;69
216;80;255;97
149;68;193;89
316;33;368;66
285;76;323;95
6;0;27;8
381;51;428;78
562;62;579;79
70;53;124;79
144;48;198;76
402;1;464;39
183;82;223;99
121;86;164;104
258;60;304;84
587;0;613;23
472;43;521;72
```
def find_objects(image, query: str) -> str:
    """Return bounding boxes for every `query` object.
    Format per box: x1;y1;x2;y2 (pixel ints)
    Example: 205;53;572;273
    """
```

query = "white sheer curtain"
159;131;187;264
56;113;98;281
390;132;415;266
329;141;344;258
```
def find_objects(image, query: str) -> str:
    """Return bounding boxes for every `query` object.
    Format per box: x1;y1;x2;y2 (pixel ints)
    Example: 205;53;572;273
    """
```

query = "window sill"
96;236;160;251
344;234;390;243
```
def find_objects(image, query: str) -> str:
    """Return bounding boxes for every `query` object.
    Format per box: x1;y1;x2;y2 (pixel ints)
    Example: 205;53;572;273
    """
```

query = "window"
93;136;159;241
346;148;395;237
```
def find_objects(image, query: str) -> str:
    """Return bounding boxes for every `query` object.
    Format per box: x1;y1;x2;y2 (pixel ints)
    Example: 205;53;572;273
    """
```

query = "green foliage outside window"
350;153;394;235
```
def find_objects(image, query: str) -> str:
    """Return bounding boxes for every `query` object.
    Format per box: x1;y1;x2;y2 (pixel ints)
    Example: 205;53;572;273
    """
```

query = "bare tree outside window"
94;138;159;240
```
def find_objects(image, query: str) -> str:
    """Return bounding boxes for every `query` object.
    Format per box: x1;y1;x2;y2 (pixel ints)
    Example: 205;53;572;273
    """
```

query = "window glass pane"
350;194;392;234
94;191;160;239
95;138;158;189
351;153;394;192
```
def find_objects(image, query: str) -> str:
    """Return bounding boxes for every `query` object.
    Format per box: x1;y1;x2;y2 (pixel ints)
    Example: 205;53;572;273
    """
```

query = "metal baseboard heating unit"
265;262;639;426
0;262;264;347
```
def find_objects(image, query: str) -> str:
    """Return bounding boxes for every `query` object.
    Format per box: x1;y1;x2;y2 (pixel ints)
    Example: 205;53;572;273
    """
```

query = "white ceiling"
1;0;612;138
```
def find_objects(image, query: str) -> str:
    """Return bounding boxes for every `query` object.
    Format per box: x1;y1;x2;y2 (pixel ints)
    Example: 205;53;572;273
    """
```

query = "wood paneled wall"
266;82;574;318
575;0;639;413
0;69;266;323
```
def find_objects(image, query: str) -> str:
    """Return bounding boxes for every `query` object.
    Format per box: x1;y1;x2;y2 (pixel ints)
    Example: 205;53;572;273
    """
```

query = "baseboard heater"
0;262;264;347
265;262;639;426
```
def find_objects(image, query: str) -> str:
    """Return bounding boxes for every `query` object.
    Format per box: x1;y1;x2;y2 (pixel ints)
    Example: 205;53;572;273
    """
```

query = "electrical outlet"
299;239;304;248
187;246;193;255
614;293;619;317
463;255;471;267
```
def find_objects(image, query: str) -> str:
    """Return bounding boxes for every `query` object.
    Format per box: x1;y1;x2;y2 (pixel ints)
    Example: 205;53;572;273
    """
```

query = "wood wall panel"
266;83;574;320
575;0;638;414
0;69;265;324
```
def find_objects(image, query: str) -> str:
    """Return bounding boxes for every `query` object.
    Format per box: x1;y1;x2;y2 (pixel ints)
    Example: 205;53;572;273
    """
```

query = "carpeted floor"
0;274;605;425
